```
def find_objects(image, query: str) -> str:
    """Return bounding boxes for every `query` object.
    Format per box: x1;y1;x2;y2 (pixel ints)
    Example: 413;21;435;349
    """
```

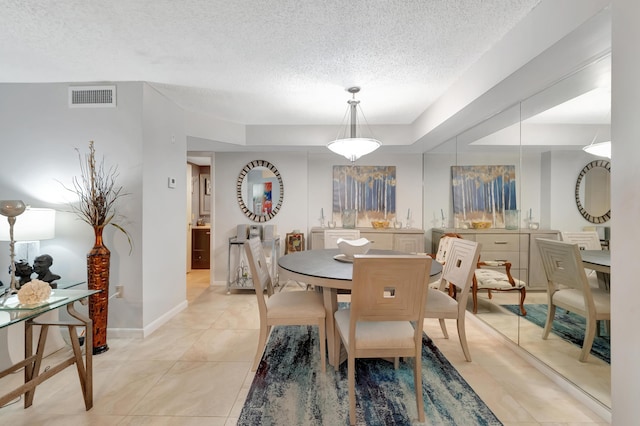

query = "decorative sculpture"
33;254;61;284
14;259;33;289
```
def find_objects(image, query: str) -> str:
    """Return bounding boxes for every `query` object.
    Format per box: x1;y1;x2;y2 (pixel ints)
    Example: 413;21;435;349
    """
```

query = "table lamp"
0;206;56;285
0;200;26;301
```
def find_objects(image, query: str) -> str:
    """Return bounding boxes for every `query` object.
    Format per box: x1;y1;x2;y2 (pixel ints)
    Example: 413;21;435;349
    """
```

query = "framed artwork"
451;165;517;228
332;166;396;227
199;174;211;215
285;232;305;254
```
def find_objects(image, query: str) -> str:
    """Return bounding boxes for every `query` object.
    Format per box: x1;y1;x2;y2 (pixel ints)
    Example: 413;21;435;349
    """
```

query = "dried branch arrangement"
65;141;132;251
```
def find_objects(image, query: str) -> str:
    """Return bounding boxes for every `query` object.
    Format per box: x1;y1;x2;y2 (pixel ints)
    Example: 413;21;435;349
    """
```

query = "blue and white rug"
502;304;610;364
238;325;502;425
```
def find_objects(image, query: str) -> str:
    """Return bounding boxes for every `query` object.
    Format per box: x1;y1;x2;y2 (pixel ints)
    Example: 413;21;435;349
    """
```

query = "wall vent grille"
68;85;116;108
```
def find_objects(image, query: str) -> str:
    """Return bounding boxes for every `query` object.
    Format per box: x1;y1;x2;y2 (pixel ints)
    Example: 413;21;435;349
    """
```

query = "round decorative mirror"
575;159;611;223
236;160;284;222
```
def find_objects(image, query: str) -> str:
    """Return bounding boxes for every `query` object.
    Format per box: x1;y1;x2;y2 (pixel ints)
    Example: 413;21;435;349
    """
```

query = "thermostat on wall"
168;177;176;188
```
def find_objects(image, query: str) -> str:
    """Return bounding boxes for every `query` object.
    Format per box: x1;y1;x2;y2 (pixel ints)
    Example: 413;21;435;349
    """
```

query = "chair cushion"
475;268;525;289
424;288;458;317
266;291;326;319
553;288;611;315
334;309;416;350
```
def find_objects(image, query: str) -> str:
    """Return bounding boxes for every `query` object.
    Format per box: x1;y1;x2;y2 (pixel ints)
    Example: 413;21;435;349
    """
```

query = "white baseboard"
108;299;189;339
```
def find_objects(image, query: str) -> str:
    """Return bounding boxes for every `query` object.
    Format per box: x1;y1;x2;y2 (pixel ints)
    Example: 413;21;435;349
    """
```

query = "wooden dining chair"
561;231;604;289
334;254;432;425
537;238;610;362
244;237;326;372
423;238;481;361
427;232;462;296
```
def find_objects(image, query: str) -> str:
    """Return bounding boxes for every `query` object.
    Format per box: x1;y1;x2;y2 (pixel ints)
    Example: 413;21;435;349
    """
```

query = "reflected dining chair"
561;231;604;289
423;238;481;361
536;238;610;362
244;237;326;372
334;254;432;425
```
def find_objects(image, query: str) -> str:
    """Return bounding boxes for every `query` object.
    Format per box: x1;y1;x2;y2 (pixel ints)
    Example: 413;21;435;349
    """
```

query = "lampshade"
0;207;56;241
582;141;611;159
327;87;382;162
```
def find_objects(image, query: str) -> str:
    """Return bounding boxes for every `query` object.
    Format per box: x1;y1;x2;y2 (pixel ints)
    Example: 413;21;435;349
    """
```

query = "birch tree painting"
332;166;396;227
451;165;517;228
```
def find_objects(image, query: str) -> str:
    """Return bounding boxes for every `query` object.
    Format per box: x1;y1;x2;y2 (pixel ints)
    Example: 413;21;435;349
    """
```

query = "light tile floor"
0;270;610;425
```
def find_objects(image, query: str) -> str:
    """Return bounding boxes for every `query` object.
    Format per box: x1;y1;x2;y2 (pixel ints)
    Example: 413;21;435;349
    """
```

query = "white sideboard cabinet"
431;228;559;289
310;227;425;253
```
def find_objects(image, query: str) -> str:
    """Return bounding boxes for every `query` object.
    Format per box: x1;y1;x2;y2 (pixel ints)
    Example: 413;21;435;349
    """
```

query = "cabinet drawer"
361;232;393;250
475;234;527;252
479;250;527;270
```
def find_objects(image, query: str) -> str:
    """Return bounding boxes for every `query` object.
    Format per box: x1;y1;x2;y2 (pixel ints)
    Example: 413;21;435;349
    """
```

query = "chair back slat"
244;237;274;317
442;238;481;294
537;239;593;300
351;255;432;323
560;231;602;250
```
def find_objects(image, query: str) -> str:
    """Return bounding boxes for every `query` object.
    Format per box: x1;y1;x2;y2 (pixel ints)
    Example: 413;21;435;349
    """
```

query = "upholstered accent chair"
473;259;527;316
244;237;326;371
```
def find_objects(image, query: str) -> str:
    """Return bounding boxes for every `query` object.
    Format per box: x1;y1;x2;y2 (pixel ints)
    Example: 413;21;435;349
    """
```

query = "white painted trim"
107;299;189;339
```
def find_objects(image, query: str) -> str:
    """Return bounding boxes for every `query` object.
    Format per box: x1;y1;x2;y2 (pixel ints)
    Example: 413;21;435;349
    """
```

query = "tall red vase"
87;226;111;355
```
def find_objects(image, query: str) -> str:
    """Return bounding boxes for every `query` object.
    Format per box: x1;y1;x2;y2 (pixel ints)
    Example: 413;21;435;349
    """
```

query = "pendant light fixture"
583;101;611;159
582;139;611;158
327;87;381;162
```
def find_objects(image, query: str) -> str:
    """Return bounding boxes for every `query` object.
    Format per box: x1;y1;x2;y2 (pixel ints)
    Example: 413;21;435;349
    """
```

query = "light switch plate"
168;177;176;188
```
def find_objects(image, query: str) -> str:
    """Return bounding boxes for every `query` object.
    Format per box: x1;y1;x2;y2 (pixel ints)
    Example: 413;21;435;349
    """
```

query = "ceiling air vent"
68;85;116;108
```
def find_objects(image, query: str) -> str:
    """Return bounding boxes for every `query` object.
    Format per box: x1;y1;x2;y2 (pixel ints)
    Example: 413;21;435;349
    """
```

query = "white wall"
213;151;309;283
0;82;187;337
0;82;145;330
140;84;188;332
611;0;639;422
212;150;425;283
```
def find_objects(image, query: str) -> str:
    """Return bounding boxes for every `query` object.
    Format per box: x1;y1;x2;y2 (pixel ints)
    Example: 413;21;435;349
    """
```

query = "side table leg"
24;324;49;408
67;302;93;410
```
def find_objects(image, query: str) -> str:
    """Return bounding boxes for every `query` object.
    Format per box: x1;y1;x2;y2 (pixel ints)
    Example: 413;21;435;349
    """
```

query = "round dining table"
278;249;442;368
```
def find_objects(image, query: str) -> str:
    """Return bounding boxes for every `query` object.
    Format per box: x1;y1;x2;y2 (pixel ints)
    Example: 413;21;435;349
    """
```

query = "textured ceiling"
0;0;542;125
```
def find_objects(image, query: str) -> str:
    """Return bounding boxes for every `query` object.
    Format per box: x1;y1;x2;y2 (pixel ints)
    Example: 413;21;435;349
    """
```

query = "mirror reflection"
576;160;611;223
236;160;284;222
442;55;611;409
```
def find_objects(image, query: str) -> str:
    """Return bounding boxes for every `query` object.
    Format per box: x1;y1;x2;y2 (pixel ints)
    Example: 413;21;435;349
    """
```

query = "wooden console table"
309;227;425;253
0;289;97;410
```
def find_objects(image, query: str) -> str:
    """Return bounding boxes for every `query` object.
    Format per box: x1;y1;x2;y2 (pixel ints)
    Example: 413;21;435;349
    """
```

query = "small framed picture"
285;233;305;254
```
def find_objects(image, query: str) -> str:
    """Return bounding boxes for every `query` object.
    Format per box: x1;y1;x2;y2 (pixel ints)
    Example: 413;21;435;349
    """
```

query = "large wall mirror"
576;160;611;223
236;160;284;222
428;53;612;410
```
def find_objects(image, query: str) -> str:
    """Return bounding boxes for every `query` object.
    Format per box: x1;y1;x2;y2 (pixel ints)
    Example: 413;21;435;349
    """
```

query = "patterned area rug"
238;325;502;425
502;304;610;364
